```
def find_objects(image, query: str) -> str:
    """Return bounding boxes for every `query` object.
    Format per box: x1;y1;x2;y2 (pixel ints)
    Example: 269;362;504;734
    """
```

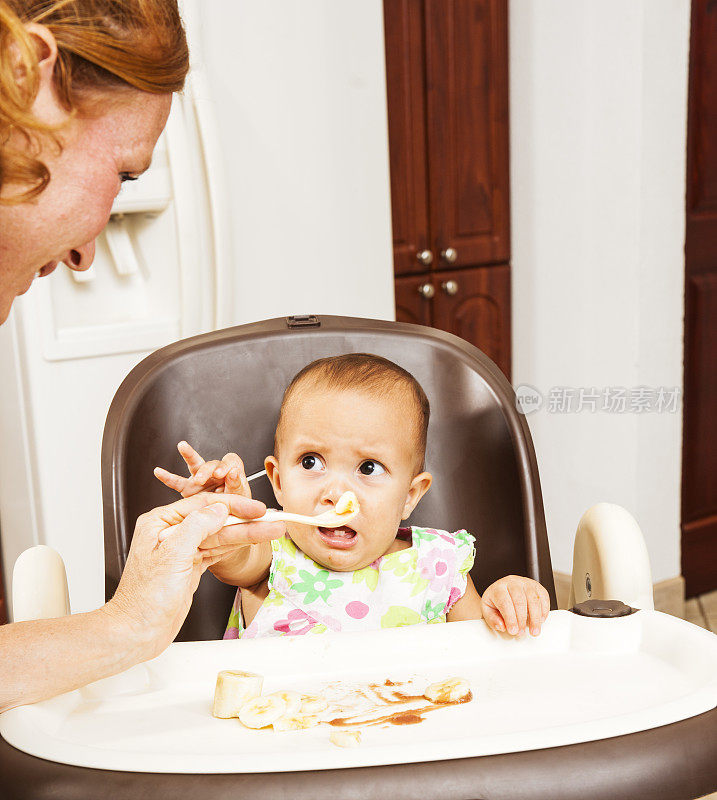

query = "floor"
684;589;717;634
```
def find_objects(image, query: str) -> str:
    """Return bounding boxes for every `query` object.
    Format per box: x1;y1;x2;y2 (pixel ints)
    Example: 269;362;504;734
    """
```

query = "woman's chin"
0;296;12;324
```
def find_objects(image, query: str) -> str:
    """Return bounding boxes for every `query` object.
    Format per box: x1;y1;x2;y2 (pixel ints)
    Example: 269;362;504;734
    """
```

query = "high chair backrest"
102;315;556;641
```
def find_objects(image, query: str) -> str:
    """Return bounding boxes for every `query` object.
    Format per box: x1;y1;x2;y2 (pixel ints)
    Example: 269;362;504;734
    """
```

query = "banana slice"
267;690;302;716
238;695;287;729
424;677;471;704
213;670;263;719
330;729;362;748
300;694;329;714
335;491;359;515
273;713;320;732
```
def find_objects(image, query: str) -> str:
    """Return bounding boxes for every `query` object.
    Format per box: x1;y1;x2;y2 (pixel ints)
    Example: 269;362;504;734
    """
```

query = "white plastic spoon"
224;490;359;529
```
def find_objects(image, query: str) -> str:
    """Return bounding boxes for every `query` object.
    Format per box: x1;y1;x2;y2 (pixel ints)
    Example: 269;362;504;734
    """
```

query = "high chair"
1;315;715;799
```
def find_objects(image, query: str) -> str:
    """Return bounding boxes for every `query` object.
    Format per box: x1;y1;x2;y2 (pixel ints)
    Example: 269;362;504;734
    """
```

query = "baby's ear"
401;472;432;520
264;455;283;503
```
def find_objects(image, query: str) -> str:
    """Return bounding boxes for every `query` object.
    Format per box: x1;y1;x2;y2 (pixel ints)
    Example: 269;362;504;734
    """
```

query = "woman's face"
0;50;172;324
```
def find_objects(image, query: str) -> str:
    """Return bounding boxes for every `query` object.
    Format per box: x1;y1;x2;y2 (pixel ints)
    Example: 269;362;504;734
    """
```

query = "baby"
155;353;550;639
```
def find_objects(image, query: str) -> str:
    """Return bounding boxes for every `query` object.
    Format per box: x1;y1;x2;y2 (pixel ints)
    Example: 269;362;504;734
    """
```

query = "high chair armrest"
12;546;71;622
568;503;654;611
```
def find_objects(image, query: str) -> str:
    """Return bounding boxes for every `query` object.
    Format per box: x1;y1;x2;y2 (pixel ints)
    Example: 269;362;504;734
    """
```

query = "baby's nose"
320;478;352;506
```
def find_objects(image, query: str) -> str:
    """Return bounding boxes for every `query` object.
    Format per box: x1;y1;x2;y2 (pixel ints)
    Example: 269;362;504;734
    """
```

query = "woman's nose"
61;241;96;271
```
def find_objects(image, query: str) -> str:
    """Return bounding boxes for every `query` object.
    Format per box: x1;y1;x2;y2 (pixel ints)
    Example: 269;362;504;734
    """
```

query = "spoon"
224;490;359;529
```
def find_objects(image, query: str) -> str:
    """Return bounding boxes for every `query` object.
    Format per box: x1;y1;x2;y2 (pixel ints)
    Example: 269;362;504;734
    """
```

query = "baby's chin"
287;527;379;572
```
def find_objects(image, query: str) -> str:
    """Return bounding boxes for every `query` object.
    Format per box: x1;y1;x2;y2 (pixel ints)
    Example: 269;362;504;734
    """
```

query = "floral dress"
223;526;476;639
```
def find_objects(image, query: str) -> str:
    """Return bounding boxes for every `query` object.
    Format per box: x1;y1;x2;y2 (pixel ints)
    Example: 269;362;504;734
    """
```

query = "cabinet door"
425;0;510;269
432;265;511;378
682;0;717;595
395;274;434;326
384;0;432;276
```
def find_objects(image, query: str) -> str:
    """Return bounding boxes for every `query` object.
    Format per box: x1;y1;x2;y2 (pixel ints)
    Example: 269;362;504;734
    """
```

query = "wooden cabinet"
432;265;510;373
384;0;511;377
395;265;510;375
682;0;717;596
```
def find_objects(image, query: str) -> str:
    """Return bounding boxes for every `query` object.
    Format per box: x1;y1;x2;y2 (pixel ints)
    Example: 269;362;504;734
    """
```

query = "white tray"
2;611;716;773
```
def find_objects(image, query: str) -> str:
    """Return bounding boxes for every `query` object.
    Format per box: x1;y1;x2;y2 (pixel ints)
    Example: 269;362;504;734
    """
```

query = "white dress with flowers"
223;526;476;639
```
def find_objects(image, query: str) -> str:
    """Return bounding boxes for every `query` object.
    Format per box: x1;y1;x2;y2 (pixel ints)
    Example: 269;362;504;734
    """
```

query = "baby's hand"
154;441;251;499
480;576;550;637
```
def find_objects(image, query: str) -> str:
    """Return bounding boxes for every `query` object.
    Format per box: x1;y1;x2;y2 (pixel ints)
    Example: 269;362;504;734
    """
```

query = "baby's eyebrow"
291;439;325;453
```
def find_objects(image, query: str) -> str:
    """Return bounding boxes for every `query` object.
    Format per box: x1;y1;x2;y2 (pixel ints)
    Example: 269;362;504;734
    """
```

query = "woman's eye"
359;460;385;476
301;455;323;471
119;172;139;183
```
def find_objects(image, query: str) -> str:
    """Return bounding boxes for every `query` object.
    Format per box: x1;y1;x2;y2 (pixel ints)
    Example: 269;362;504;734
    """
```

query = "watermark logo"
515;384;544;415
514;385;680;415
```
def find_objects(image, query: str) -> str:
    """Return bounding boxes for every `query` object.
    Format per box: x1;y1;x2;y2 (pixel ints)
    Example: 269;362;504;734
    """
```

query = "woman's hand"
153;441;251;498
480;576;550;637
106;492;283;658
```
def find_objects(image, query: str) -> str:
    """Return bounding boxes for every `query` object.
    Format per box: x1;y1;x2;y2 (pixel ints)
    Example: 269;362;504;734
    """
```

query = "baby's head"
264;354;432;571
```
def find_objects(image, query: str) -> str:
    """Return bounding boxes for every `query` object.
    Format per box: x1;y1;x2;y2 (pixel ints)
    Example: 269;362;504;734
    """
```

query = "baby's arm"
447;575;550;636
445;575;483;621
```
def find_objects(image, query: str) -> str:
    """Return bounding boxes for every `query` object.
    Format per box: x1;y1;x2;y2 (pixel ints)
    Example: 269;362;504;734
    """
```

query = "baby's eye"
301;454;324;471
358;460;385;476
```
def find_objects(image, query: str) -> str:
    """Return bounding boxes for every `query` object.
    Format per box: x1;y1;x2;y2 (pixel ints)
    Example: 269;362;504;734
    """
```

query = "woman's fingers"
198;520;285;550
177;440;205;474
151;492;266;530
155;493;275;543
161;502;230;559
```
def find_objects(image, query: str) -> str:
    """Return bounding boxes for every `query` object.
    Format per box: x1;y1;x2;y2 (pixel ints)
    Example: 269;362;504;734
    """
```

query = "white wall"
510;0;689;582
189;0;396;325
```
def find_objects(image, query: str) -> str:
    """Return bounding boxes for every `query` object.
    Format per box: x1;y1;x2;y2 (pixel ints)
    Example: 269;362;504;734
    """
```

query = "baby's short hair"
276;353;430;472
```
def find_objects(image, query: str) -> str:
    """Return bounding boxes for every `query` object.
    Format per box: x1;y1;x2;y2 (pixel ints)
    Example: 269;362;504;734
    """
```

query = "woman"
0;0;283;713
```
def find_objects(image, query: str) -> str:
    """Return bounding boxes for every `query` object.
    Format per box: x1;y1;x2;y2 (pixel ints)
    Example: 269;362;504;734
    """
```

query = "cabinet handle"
441;280;459;296
418;283;435;299
441;247;458;264
416;249;434;266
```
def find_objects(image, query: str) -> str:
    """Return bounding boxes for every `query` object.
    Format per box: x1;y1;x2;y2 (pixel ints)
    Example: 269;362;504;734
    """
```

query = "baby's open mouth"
318;526;358;549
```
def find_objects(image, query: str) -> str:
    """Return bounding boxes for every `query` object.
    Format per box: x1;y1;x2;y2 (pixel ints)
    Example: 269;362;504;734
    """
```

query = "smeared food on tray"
212;670;473;745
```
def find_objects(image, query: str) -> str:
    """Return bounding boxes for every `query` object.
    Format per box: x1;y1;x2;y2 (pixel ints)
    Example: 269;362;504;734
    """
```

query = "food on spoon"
267;690;302;716
330;729;362;748
273;713;321;732
238;695;287;729
213;670;263;719
300;694;329;714
335;491;359;516
423;677;471;704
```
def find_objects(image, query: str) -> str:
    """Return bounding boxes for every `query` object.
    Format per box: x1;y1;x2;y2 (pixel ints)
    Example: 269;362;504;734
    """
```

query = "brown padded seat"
102;314;557;640
1;315;715;800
